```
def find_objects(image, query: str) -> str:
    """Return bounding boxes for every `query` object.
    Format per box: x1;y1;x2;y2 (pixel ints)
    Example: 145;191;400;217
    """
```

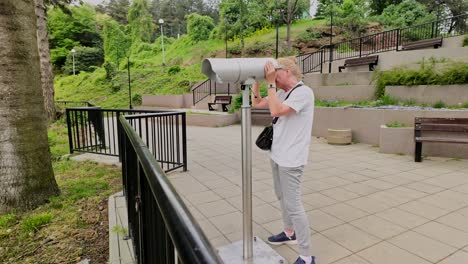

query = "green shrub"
386;121;408;128
228;44;242;55
373;61;468;98
132;94;142;105
21;213;52;233
168;66;181;75
463;36;468;47
0;213;16;229
297;31;321;42
186;13;215;42
433;100;446;108
103;61;116;81
246;41;271;55
376;94;398;106
462;102;468;108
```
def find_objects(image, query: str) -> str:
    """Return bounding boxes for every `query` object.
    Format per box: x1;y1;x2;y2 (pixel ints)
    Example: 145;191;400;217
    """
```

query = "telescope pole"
240;84;253;260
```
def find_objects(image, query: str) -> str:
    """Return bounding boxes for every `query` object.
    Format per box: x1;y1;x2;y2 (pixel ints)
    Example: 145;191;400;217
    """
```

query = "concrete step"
312;85;376;102
304;71;374;87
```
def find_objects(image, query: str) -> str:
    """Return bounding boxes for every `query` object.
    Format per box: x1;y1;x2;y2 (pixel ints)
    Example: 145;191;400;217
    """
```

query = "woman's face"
275;67;289;89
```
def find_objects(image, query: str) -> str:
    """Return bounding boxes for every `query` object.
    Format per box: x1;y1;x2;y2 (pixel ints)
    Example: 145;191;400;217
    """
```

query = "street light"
158;19;165;66
71;48;76;75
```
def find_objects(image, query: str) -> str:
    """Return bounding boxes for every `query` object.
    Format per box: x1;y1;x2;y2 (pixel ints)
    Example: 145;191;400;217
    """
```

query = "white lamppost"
71;48;76;75
158;19;165;66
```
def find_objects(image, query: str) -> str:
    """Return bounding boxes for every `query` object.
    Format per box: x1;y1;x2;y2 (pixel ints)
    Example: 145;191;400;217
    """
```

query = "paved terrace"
107;124;468;264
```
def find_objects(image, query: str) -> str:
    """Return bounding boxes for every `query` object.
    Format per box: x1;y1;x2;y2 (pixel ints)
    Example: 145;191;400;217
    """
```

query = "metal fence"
192;80;233;105
119;114;222;264
66;107;187;172
297;13;468;74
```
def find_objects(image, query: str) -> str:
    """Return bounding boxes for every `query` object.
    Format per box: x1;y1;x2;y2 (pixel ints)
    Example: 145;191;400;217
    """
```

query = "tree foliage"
97;0;130;24
128;0;154;42
48;4;101;68
102;18;131;66
378;0;435;28
186;13;215;42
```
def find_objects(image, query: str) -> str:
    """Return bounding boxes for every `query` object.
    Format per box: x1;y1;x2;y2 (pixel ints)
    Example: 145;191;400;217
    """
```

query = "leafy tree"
0;0;59;212
62;46;104;74
128;0;155;42
186;13;215;42
369;0;403;15
102;18;131;66
48;4;102;68
98;0;130;24
378;0;435;28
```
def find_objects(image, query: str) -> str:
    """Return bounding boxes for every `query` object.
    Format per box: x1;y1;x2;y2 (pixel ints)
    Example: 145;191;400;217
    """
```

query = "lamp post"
225;20;228;58
128;56;132;109
71;48;76;75
158;19;166;66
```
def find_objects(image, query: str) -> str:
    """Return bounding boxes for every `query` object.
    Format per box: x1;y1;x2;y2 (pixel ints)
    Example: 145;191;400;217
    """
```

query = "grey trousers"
271;159;311;256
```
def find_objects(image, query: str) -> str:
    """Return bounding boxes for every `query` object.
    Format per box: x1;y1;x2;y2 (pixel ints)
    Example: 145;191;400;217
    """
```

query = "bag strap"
272;83;303;124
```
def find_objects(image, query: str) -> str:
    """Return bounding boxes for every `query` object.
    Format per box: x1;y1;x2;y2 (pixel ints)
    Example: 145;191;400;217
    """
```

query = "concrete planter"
327;128;352;145
186;112;239;127
379;125;414;155
142;94;192;108
386;85;468;106
312;85;376;101
379;125;468;159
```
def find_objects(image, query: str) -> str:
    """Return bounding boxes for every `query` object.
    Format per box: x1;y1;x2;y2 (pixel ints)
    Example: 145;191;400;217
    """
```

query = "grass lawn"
0;120;122;263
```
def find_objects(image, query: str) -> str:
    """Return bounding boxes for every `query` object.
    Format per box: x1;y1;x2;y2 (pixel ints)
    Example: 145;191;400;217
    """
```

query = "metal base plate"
218;237;287;264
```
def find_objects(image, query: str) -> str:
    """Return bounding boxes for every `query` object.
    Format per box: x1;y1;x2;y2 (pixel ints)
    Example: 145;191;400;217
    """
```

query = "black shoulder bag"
255;84;301;151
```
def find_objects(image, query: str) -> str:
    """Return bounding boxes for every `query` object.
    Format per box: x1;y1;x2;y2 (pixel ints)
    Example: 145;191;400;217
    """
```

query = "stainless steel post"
241;84;253;259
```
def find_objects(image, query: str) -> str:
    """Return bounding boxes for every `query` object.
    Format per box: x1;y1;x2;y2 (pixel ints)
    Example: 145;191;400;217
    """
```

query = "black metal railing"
400;13;467;45
66;107;187;172
297;13;467;74
192;79;233;105
55;100;94;108
119;114;222;264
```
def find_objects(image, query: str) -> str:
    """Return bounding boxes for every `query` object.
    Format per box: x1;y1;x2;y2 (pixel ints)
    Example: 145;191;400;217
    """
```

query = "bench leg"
222;104;228;112
208;103;214;111
369;64;375;71
338;66;344;72
415;142;422;162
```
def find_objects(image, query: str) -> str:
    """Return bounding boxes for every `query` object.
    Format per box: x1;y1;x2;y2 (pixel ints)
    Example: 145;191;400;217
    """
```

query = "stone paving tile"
331;254;372;264
405;181;445;194
388;231;457;263
342;183;380;196
358;241;431;264
209;211;243;235
306;210;344;232
398;200;450;220
198;219;222;239
320;187;360;202
184;190;223;205
350;215;406;240
211;185;242;199
252;203;282;224
321;203;369;222
302;193;339;209
436;212;468;233
321;224;381;253
453;183;468;194
196;199;238;218
345;196;392;214
376;208;429;229
414;221;468;248
438;250;468;264
308;233;352;264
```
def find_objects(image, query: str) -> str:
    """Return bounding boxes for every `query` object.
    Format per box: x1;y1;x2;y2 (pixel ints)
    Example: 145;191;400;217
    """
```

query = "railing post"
359;37;362;57
182;113;187;172
328;45;333;73
396;28;400;51
66;109;74;154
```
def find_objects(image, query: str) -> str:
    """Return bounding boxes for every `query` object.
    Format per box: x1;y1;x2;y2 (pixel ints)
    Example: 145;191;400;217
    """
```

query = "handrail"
119;115;223;263
55;100;94;107
297;13;468;74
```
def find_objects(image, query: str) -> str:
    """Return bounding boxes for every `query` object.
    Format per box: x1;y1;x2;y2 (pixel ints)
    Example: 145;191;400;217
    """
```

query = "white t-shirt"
270;82;315;167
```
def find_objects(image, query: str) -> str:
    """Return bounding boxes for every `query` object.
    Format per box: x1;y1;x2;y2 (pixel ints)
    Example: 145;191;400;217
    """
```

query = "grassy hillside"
54;19;324;108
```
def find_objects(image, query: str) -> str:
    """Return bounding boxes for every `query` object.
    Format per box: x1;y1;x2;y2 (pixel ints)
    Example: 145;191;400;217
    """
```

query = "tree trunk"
35;0;56;121
0;0;59;213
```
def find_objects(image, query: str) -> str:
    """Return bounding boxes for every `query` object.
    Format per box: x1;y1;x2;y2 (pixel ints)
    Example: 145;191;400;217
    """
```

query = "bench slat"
415;137;468;144
415;117;468;124
416;124;468;132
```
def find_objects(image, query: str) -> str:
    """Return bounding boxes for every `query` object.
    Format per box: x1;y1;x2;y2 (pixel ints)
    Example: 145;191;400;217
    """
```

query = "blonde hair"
277;57;302;80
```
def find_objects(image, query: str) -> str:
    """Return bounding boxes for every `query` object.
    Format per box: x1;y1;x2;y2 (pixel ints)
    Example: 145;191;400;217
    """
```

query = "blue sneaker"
267;232;297;245
293;256;316;264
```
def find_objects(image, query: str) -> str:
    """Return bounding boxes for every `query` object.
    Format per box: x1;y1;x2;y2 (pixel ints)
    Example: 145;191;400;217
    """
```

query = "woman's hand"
264;61;276;85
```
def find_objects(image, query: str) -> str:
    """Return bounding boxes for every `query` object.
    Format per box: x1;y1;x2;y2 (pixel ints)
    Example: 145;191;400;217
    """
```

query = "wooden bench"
208;95;232;112
414;117;468;162
402;37;443;51
338;55;379;72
